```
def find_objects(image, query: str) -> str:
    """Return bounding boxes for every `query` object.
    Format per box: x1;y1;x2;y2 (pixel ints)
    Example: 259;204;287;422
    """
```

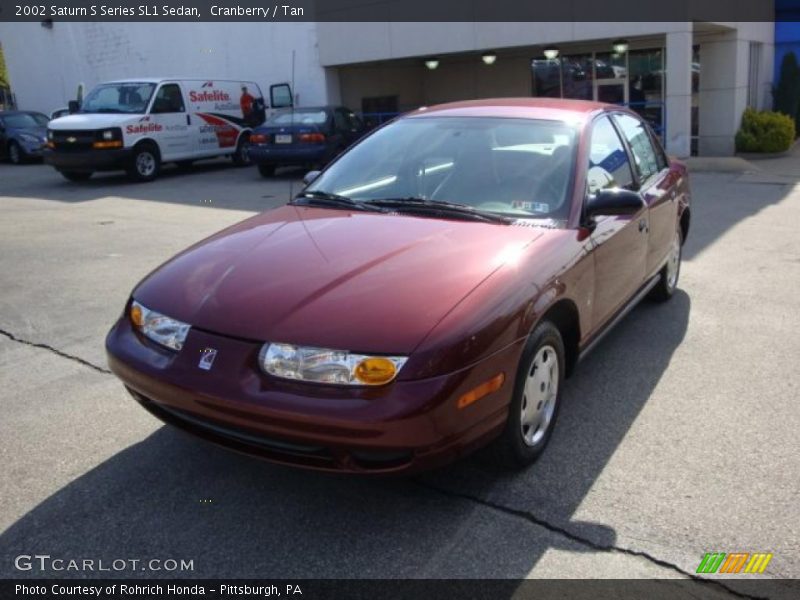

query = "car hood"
49;113;139;130
133;205;544;354
12;125;47;139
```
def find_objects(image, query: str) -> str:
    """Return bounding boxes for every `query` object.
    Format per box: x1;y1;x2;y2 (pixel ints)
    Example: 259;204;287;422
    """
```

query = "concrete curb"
683;156;759;173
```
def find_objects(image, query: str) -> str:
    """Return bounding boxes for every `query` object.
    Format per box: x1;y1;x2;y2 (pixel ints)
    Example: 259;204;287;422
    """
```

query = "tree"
773;51;800;136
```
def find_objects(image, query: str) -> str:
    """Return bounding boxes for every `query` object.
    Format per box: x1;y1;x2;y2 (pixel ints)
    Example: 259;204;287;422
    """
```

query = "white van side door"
148;82;192;160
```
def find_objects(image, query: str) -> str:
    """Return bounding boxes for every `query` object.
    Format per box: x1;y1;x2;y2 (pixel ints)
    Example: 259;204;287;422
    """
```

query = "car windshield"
268;109;328;125
80;83;156;114
4;112;48;128
306;116;577;221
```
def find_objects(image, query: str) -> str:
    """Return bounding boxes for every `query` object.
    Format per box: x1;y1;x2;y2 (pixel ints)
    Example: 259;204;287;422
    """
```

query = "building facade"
0;18;776;157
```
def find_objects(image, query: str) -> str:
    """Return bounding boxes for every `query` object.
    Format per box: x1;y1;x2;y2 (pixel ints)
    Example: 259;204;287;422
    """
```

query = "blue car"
249;106;365;177
0;111;49;164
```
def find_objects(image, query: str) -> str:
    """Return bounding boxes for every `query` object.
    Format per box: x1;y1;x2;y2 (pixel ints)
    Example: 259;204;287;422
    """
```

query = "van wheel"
127;143;161;182
232;135;251;166
257;164;275;178
489;320;565;469
59;170;93;182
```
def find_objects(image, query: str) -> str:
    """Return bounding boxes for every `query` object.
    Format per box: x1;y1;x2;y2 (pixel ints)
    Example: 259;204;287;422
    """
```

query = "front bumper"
44;147;132;172
106;317;522;474
250;144;328;166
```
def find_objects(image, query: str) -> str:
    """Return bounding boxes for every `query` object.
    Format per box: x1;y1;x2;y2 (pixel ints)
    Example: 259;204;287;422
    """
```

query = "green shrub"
735;108;795;153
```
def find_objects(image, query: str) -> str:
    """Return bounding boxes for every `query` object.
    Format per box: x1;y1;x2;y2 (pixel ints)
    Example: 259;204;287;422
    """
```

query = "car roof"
406;98;613;123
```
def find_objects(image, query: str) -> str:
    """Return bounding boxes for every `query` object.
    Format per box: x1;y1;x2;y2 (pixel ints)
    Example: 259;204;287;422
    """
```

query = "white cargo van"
45;78;290;182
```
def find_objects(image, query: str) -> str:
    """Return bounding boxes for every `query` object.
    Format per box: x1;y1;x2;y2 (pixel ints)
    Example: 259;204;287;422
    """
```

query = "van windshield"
80;83;156;114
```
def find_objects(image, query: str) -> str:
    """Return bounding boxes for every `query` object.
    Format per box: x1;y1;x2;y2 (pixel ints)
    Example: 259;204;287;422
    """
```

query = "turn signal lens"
354;357;397;385
457;373;505;409
129;303;144;327
92;140;123;149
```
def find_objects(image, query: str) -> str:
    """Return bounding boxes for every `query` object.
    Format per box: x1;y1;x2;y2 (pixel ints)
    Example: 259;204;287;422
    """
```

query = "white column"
665;29;693;158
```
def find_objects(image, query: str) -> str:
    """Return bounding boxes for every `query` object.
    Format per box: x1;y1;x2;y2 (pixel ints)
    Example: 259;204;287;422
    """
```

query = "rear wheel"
59;170;93;182
490;320;565;469
127;143;161;182
232;135;251;166
8;141;23;164
649;226;682;302
257;164;275;178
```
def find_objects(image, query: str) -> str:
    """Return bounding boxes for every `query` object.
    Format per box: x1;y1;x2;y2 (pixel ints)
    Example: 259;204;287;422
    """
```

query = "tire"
8;141;24;165
490;320;565;469
59;170;93;182
649;225;682;302
232;135;251;166
127;143;161;182
257;164;275;178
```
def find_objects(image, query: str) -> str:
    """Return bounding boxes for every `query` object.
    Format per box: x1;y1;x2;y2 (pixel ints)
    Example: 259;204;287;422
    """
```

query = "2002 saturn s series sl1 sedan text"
106;98;690;474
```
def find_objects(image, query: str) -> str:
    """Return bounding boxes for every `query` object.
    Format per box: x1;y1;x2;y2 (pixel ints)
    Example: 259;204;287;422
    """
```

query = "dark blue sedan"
0;111;49;164
249;106;366;177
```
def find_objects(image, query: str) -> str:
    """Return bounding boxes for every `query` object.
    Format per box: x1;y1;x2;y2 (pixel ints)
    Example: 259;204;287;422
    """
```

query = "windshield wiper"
292;190;387;213
370;197;512;224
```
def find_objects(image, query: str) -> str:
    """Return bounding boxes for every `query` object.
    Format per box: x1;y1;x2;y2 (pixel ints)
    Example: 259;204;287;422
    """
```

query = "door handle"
638;218;648;233
186;114;191;126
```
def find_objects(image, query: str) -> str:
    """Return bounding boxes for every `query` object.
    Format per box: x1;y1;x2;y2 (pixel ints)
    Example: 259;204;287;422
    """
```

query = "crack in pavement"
0;328;112;375
416;480;770;600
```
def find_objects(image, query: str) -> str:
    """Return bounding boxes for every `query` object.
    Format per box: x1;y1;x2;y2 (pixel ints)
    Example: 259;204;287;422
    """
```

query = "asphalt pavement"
0;157;798;597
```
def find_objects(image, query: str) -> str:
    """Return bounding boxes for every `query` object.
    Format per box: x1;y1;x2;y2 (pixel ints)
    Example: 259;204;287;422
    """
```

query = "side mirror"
303;170;321;186
68;100;80;114
585;188;644;221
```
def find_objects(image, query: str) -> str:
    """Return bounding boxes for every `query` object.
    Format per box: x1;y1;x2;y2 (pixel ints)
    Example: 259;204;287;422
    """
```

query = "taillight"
250;133;269;144
298;133;326;143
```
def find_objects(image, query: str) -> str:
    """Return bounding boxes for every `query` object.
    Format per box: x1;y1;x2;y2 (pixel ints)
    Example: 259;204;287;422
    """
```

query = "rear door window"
613;113;661;182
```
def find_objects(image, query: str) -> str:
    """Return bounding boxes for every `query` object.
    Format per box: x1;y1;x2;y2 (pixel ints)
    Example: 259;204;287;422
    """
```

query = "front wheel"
8;141;24;164
127;143;161;182
232;135;251;166
59;170;93;182
490;321;565;469
649;226;682;302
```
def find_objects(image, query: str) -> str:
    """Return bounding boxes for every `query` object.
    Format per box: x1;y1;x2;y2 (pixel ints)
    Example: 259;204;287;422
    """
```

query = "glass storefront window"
531;58;563;98
628;48;664;135
562;54;594;100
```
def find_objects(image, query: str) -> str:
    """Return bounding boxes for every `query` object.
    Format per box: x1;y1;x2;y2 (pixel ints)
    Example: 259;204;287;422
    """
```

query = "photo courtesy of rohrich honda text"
0;1;797;599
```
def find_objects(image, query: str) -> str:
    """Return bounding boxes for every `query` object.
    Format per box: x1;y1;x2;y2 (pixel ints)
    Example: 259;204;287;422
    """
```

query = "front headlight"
259;343;407;386
129;300;190;351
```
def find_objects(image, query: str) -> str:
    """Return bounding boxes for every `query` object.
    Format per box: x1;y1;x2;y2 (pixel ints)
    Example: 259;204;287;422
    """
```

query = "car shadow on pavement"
0;292;690;579
0;162;303;213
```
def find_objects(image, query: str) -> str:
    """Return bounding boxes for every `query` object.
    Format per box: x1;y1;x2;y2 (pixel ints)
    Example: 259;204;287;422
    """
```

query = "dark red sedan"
106;98;690;474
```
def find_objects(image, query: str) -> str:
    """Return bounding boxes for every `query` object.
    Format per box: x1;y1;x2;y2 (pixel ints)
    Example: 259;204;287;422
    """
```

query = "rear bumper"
250;144;327;166
106;317;521;474
44;148;132;172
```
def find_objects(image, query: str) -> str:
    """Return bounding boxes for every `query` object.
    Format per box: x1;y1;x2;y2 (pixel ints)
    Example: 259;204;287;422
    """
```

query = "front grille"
51;129;97;152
